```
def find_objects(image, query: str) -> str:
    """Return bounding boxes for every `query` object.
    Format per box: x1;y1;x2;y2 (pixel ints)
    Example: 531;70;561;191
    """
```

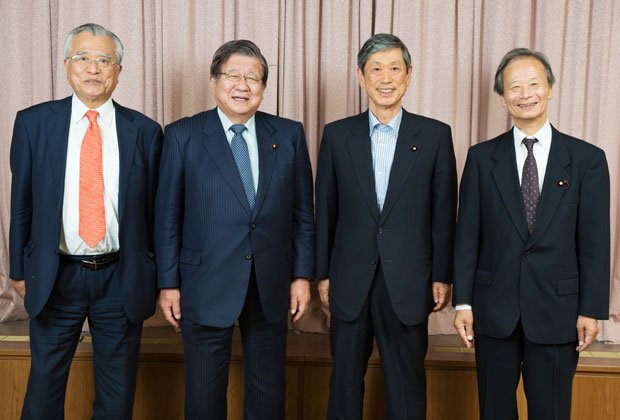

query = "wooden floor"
1;321;619;419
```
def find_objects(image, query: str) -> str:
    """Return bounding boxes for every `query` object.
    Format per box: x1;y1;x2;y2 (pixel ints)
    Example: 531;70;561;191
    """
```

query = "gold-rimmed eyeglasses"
68;54;118;69
218;72;262;85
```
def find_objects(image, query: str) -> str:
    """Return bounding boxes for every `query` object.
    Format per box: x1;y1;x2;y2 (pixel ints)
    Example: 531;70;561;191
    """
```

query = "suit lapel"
525;127;570;249
115;102;138;224
346;112;380;222
491;131;529;243
380;111;422;223
46;97;72;214
253;113;277;218
202;109;252;215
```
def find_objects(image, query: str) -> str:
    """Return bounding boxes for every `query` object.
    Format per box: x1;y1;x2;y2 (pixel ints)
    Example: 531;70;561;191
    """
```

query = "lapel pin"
557;179;569;189
272;143;278;149
411;146;417;152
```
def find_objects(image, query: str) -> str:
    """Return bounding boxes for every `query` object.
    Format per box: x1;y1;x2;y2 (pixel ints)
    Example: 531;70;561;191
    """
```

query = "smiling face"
500;57;553;134
65;31;121;109
357;48;412;123
210;54;265;124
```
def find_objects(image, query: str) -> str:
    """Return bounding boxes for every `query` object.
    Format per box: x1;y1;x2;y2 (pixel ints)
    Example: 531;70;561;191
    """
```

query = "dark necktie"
521;138;540;234
230;124;255;209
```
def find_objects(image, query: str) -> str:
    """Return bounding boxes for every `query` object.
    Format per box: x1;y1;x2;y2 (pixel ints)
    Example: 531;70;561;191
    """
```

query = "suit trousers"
22;260;143;420
475;320;579;420
182;266;288;420
327;263;429;420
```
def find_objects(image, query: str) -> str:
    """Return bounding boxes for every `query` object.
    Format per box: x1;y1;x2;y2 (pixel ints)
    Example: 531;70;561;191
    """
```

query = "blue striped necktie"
230;124;255;209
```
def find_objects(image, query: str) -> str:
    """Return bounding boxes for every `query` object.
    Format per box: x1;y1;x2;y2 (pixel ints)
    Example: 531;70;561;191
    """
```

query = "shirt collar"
513;120;552;151
368;108;403;137
217;107;256;135
71;94;115;127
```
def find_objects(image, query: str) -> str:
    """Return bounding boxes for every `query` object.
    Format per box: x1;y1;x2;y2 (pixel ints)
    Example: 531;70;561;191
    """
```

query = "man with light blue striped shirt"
316;33;457;419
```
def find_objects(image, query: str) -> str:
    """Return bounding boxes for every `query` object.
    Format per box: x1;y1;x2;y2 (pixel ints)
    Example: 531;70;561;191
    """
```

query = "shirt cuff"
455;304;472;311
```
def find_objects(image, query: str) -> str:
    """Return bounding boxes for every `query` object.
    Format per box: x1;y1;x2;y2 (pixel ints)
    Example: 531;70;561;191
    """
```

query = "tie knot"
230;124;247;135
522;137;538;151
86;110;99;123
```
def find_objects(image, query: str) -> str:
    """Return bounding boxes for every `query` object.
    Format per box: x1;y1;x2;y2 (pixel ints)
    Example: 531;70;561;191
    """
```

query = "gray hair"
494;48;555;94
358;33;411;73
64;23;124;64
210;40;269;85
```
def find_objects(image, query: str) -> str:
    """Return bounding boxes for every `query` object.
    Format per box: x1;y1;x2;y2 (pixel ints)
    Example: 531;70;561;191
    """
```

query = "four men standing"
8;23;611;420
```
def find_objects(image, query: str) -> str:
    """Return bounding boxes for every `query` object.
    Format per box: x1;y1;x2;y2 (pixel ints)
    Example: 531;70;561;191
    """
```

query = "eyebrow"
74;50;113;59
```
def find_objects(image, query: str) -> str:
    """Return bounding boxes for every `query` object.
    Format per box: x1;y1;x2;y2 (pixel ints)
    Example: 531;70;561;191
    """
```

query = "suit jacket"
155;108;314;327
9;96;163;324
315;110;457;325
453;126;610;344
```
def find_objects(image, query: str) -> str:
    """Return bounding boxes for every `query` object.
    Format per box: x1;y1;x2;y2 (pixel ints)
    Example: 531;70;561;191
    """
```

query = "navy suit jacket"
453;127;610;344
315;110;457;325
155;108;315;327
9;96;163;324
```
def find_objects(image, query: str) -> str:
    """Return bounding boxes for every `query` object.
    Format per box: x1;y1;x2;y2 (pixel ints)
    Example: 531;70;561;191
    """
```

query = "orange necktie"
79;110;106;247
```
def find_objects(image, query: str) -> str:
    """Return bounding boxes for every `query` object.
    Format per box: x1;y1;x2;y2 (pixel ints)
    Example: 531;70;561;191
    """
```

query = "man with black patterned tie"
453;48;610;420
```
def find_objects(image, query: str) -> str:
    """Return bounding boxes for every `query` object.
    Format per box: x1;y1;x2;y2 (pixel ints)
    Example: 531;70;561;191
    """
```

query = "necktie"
79;110;106;247
521;138;540;234
230;124;255;209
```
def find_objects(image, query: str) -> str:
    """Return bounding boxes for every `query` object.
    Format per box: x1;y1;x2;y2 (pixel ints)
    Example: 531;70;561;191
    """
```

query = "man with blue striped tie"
315;33;457;420
155;40;315;420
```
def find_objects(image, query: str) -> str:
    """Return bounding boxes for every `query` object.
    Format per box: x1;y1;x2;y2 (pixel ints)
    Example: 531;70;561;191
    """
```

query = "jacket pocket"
180;247;202;266
557;277;579;296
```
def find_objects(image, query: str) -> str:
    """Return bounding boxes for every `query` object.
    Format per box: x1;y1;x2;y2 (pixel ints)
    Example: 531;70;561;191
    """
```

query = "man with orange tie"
9;23;162;419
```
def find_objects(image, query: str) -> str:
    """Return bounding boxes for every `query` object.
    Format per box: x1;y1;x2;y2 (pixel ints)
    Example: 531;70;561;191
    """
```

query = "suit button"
250;223;257;230
378;227;384;234
370;259;377;265
245;254;253;260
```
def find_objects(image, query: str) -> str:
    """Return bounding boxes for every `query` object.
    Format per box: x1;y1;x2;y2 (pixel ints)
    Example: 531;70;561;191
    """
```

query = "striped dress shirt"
369;109;402;212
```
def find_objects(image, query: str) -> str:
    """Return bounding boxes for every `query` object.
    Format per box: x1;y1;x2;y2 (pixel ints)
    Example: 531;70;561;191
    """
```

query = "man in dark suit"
453;48;610;420
315;33;457;420
155;40;314;420
9;23;162;419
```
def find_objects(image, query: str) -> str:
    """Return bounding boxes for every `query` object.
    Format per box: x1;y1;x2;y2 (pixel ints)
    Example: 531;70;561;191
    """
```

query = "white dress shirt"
369;109;402;211
217;107;259;193
455;120;552;311
60;95;119;255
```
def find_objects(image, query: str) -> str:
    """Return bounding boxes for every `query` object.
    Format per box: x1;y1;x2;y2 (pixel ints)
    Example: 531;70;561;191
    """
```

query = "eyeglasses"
68;55;117;69
218;72;262;85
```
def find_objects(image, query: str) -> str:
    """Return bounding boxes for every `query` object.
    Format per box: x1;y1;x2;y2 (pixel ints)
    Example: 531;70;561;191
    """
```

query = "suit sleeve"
146;124;164;251
452;147;481;305
154;124;185;289
430;126;457;283
291;121;315;279
314;126;338;280
9;111;33;280
576;148;610;319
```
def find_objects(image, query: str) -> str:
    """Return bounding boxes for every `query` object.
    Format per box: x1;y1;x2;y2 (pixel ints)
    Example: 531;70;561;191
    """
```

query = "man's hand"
576;315;599;352
454;309;475;348
317;278;330;308
10;279;26;299
432;282;451;312
290;278;311;323
158;288;182;330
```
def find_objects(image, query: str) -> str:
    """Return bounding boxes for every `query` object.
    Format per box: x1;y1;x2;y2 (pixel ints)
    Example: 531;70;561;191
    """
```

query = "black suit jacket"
453;126;610;344
155;109;315;327
9;96;163;323
315;110;457;325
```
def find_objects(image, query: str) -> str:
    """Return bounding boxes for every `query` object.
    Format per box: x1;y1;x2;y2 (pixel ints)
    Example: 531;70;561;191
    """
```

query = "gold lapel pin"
272;143;278;149
557;179;569;189
411;146;417;152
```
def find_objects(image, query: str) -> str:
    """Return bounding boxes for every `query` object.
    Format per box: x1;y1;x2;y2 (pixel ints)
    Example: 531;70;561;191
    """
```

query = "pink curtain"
1;0;618;341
